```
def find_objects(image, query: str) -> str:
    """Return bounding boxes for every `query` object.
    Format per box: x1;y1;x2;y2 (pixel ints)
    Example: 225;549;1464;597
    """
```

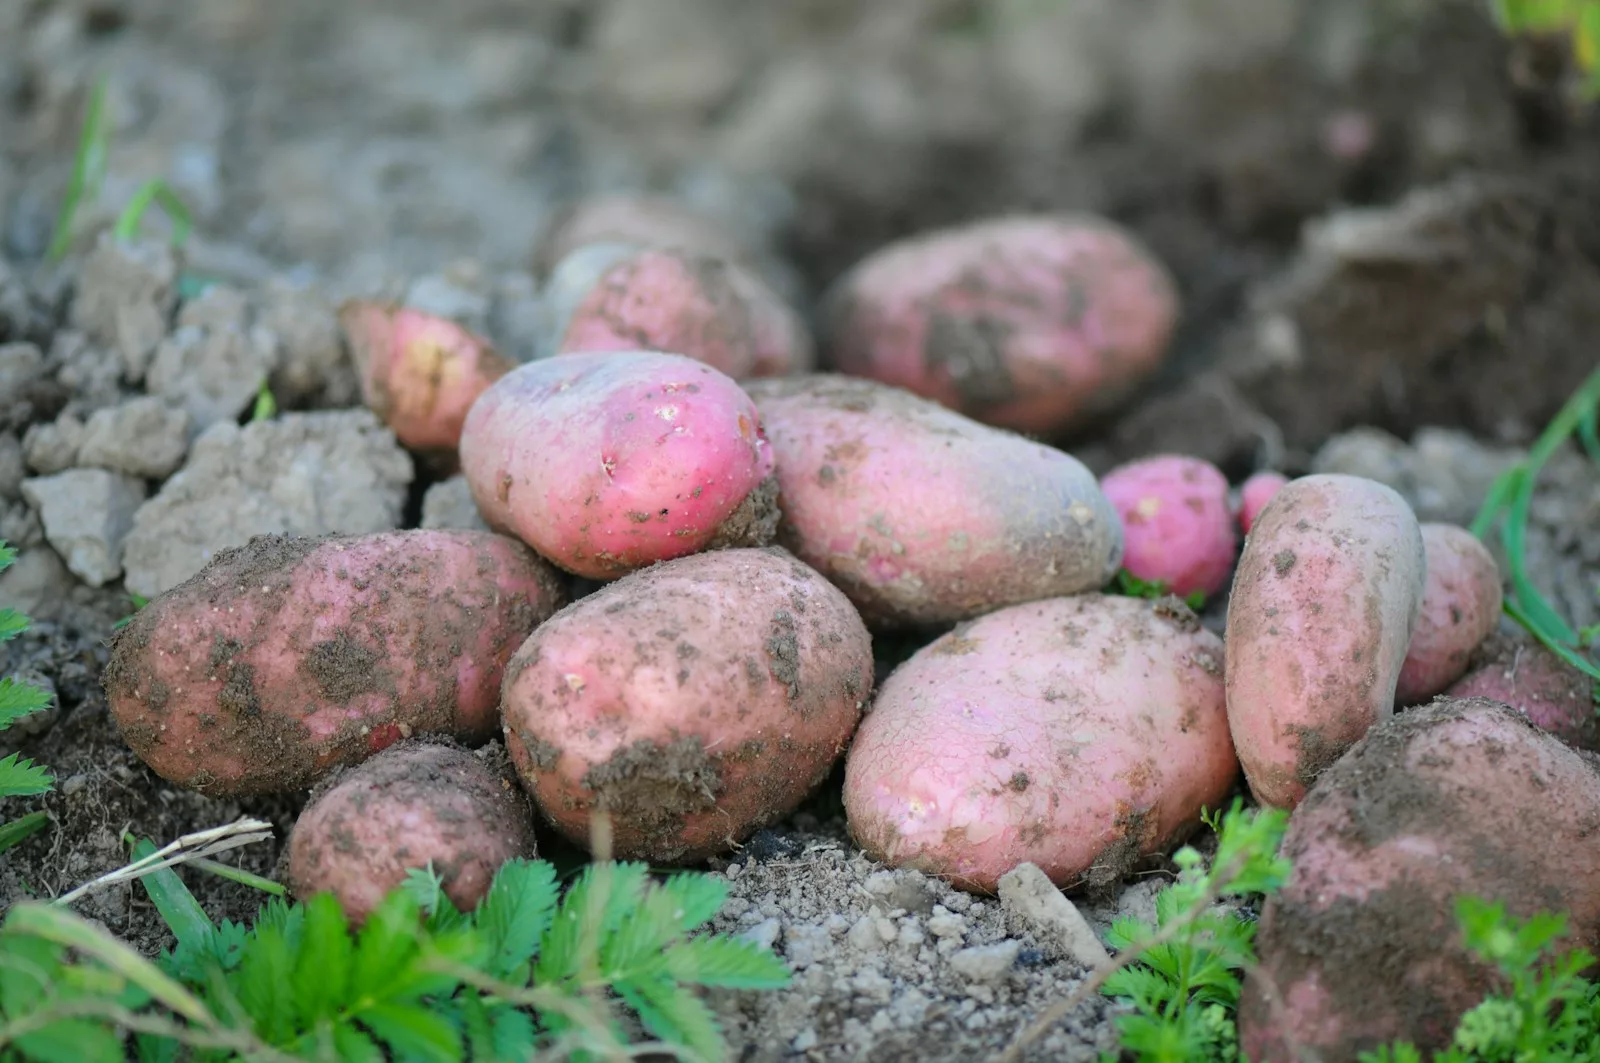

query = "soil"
3;1;1600;1061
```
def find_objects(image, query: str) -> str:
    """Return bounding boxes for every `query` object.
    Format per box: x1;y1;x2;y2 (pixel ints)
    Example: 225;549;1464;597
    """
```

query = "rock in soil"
20;468;147;587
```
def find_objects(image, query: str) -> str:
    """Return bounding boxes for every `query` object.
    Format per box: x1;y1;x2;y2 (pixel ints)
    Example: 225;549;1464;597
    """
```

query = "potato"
1238;698;1600;1061
338;300;514;455
458;351;779;581
1393;523;1502;706
536;243;813;378
1099;454;1237;599
1236;471;1289;534
1446;632;1598;749
844;594;1237;895
1224;474;1426;809
103;529;567;796
820;213;1178;436
287;741;537;924
500;547;873;864
532;195;764;279
745;374;1123;630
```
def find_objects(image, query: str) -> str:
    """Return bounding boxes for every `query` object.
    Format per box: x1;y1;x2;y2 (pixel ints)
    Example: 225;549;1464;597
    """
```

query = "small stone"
20;468;147;586
147;285;276;432
22;414;84;475
791;1028;818;1052
0;543;73;620
997;862;1113;969
926;908;968;939
0;342;45;419
77;397;192;479
740;917;782;953
949;940;1021;984
0;434;24;500
60;774;89;796
68;233;179;380
259;277;358;407
420;475;490;532
0;499;43;550
846;915;883;952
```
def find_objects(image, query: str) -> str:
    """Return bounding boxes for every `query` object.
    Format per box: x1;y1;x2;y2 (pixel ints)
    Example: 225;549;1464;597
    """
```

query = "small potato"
500;547;873;864
338;300;514;455
536;243;813;378
287;742;537;924
1446;633;1598;749
103;530;567;796
1393;523;1502;706
459;351;779;580
821;213;1178;436
844;594;1237;895
1238;698;1600;1061
1224;474;1426;809
746;374;1123;629
1100;454;1237;599
1237;471;1289;534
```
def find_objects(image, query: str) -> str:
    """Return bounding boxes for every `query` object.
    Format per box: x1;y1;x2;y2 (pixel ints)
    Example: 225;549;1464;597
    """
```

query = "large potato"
500;547;873;863
745;374;1123;630
103;530;567;796
1393;522;1502;707
1238;698;1600;1061
1224;474;1426;809
844;594;1238;895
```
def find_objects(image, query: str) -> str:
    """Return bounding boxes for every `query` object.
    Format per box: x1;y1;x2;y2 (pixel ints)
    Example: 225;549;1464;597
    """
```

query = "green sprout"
1;541;56;855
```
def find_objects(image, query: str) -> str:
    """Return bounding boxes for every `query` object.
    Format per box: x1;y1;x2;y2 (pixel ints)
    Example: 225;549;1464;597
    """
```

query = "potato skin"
103;530;568;796
1237;471;1289;534
1238;698;1600;1061
1393;523;1502;706
458;351;779;580
821;214;1178;436
287;742;537;924
1224;474;1426;809
1100;455;1237;598
745;374;1123;630
844;594;1237;895
501;547;873;863
1446;632;1599;750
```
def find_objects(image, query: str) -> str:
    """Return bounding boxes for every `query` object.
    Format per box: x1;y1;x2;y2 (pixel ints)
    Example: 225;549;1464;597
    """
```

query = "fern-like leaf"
617;975;725;1062
475;857;558;980
665;936;791;989
0;676;52;730
291;892;355;1029
0;751;54;798
657;872;728;934
359;1001;461;1063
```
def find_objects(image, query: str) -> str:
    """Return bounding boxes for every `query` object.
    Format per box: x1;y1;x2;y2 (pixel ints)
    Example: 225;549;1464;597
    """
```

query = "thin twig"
55;817;275;906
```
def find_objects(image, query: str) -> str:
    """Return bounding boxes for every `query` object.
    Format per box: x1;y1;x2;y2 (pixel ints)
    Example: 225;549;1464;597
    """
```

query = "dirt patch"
581;736;724;856
301;630;384;704
923;310;1018;408
765;608;803;700
705;473;781;551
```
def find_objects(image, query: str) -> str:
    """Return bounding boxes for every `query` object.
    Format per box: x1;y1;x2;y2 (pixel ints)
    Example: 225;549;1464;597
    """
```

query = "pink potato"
744;374;1124;630
103;530;567;796
1100;454;1237;599
1238;698;1600;1061
532;195;766;279
1237;471;1289;534
1224;474;1426;809
287;742;537;924
1445;633;1599;749
338;300;515;455
458;351;779;580
820;213;1179;436
844;594;1238;895
500;547;873;864
537;243;813;377
1393;523;1503;707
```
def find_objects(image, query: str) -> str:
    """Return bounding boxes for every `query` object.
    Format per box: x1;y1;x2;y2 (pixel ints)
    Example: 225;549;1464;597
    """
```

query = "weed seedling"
0;540;55;855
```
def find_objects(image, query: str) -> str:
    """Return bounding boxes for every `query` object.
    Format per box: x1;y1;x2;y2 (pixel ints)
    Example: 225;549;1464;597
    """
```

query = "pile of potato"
101;197;1600;1057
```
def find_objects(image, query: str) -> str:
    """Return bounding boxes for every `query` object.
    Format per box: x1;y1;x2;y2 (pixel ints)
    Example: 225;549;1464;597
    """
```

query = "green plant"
251;382;278;423
111;592;150;633
0;541;55;855
1492;1;1600;94
1111;570;1208;613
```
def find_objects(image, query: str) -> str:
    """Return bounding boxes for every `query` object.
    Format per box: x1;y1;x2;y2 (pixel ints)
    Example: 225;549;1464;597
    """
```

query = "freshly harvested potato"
1224;474;1426;809
1099;454;1237;599
1446;632;1598;749
745;374;1123;630
1238;698;1600;1061
1236;471;1289;534
1393;523;1502;706
536;243;813;378
820;213;1179;436
338;300;514;455
500;547;873;864
844;594;1237;895
103;530;567;796
287;741;537;924
459;351;779;580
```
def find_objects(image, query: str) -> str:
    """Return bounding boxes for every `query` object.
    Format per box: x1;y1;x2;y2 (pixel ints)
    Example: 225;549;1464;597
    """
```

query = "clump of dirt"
704;471;781;551
581;735;725;852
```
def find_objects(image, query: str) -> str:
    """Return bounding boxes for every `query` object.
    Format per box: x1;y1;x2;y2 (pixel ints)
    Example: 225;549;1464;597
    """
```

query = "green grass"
1;540;56;856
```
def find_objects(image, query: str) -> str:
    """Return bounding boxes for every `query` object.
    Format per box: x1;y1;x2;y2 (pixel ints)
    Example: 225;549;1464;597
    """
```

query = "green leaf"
233;912;298;1045
128;837;216;952
292;892;355;1027
0;811;51;853
0;932;61;1016
616;976;725;1061
0;677;52;730
0;753;54;799
665;936;791;989
474;858;559;980
490;1007;537;1061
332;1024;384;1063
349;890;423;1001
657;873;728;934
47;76;111;263
359;1002;461;1063
133;1031;181;1063
0;607;30;643
0;541;15;573
112;179;192;249
15;1019;124;1063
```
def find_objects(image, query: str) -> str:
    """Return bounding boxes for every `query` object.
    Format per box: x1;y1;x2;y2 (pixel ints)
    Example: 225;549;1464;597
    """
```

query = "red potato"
844;594;1237;895
102;530;567;796
1238;698;1600;1061
1237;471;1289;534
1224;474;1426;809
1393;523;1502;706
1446;633;1599;749
500;547;873;864
287;742;537;924
745;374;1124;630
533;195;765;279
1099;454;1237;599
537;243;813;377
338;300;514;455
458;351;779;581
821;213;1179;436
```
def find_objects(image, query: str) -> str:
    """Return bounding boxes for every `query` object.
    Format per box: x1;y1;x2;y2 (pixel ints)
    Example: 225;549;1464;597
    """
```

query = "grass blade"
0;811;51;854
127;836;215;951
191;858;286;896
112;180;193;248
47;77;111;262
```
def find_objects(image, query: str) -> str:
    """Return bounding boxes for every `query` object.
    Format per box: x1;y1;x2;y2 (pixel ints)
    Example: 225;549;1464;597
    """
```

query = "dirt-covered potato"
500;547;873;864
820;213;1178;436
844;594;1237;895
1393;522;1502;706
1238;698;1600;1061
287;741;537;923
1099;454;1237;599
745;374;1123;630
1446;632;1599;749
103;530;567;796
1224;474;1426;809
